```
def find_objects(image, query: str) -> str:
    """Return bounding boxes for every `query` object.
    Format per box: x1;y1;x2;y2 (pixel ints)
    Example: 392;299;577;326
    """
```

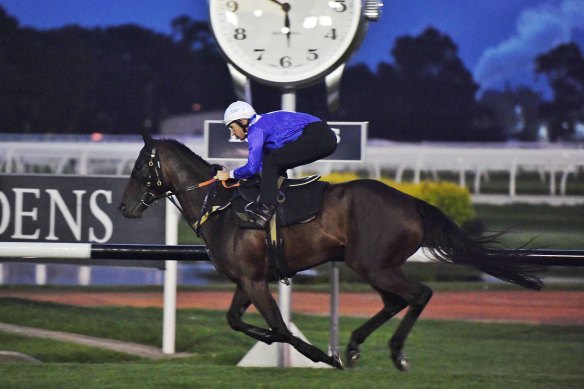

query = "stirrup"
246;202;277;228
280;277;290;286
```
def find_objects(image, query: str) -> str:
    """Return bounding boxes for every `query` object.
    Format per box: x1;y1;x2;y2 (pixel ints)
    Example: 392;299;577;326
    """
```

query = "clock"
208;0;382;88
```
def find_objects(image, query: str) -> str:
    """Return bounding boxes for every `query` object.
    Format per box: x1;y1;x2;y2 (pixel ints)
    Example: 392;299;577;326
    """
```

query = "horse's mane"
160;138;211;168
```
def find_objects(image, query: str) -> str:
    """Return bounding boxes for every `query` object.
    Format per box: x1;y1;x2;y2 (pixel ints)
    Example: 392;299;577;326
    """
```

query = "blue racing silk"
232;111;321;179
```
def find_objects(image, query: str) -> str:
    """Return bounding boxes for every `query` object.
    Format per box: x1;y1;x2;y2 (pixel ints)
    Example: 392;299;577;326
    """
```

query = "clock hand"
283;3;291;47
267;0;292;47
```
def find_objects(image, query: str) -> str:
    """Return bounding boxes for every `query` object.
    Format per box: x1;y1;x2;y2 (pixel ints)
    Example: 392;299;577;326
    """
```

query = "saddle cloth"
231;175;328;229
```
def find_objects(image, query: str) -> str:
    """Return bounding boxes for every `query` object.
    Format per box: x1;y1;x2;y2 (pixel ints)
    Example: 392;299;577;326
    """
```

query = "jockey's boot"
246;202;277;228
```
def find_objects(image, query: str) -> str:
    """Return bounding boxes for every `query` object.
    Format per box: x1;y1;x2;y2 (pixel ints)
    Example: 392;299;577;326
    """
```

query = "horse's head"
119;131;171;218
119;131;222;219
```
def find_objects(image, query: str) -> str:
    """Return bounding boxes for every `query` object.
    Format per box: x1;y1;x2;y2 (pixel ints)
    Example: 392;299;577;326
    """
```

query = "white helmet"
223;101;256;126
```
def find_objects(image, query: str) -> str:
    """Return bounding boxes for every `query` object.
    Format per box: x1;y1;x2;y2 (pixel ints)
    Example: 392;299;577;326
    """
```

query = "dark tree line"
536;43;584;141
332;28;479;140
0;7;234;134
1;7;582;141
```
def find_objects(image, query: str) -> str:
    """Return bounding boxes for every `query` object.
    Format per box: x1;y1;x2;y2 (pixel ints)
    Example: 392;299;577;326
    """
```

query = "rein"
178;178;240;194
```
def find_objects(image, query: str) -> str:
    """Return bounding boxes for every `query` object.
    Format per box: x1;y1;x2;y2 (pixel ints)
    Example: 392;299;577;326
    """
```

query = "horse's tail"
416;199;543;291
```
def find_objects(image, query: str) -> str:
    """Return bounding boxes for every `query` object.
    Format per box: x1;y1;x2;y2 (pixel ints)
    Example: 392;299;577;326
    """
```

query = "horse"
119;132;543;371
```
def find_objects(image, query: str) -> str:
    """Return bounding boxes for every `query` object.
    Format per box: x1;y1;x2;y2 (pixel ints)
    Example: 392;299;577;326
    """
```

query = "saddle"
230;175;328;283
231;175;328;229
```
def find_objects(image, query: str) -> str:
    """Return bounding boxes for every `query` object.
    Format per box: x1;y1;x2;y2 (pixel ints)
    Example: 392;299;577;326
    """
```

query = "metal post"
162;203;180;354
277;281;292;367
35;264;47;285
510;160;517;197
281;89;296;112
78;266;91;286
277;88;296;367
329;262;340;355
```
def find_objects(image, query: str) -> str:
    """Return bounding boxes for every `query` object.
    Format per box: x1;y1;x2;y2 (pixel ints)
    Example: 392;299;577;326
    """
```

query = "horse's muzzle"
118;202;143;218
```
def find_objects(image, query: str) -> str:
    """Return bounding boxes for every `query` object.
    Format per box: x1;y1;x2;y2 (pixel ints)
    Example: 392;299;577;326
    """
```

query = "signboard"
0;175;166;244
205;120;367;162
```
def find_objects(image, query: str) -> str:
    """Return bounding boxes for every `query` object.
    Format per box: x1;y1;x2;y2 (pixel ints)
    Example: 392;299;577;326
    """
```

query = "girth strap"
266;215;293;285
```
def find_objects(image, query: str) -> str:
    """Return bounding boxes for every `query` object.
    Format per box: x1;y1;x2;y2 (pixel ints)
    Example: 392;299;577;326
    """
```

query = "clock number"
307;49;318;61
280;56;292;68
325;29;337;40
226;1;239;12
234;28;246;40
254;49;265;60
332;0;347;12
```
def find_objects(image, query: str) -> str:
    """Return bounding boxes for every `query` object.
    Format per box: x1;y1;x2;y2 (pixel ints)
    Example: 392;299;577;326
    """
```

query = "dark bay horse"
119;133;543;371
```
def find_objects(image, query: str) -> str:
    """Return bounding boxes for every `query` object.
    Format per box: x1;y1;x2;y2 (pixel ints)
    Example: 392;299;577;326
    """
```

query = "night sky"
2;0;584;97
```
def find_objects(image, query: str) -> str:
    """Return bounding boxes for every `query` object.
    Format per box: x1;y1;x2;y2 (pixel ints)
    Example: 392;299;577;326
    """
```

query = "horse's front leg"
240;278;343;369
226;285;287;344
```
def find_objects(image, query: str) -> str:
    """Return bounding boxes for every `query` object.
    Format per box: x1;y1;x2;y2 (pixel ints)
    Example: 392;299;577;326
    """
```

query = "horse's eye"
134;153;149;172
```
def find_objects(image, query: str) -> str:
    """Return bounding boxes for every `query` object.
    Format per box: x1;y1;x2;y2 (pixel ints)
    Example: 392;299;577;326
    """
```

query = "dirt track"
1;289;583;325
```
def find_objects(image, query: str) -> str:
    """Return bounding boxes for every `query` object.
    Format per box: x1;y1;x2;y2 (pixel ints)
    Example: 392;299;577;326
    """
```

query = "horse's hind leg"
346;289;407;367
347;269;433;371
388;281;433;371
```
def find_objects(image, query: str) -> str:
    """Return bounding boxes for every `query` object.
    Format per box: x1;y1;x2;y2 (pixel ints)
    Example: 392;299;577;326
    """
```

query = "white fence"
1;138;583;196
0;139;204;176
365;143;584;196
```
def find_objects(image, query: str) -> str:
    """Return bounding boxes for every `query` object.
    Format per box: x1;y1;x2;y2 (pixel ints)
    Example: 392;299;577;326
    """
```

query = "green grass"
0;299;583;388
0;333;140;363
475;204;584;249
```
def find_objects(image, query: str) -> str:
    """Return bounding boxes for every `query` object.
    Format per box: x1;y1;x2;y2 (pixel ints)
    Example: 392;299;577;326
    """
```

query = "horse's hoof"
392;351;410;372
331;353;344;370
346;348;361;368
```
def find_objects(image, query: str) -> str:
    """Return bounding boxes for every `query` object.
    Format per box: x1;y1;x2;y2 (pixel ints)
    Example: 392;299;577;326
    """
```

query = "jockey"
215;101;337;228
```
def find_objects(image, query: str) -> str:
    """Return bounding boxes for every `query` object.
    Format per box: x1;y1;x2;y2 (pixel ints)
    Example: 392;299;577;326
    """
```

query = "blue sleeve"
233;129;264;179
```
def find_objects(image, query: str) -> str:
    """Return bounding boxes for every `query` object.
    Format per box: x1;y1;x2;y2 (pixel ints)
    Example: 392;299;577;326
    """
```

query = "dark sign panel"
0;175;166;244
205;120;367;162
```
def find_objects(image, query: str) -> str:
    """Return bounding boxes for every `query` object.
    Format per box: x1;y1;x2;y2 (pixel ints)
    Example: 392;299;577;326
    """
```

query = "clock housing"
209;0;368;88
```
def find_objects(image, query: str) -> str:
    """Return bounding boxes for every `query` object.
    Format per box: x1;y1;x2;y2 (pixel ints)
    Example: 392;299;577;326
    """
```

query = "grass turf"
0;299;582;388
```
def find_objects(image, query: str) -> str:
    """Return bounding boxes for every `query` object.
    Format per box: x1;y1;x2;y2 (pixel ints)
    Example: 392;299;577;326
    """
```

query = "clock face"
209;0;363;86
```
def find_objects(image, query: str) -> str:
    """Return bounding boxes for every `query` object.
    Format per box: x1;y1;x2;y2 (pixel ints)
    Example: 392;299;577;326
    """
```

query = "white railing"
360;143;584;196
1;139;583;196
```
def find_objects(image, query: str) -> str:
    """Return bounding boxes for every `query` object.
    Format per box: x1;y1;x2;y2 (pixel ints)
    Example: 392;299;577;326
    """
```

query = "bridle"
132;142;237;236
133;144;166;207
132;144;219;207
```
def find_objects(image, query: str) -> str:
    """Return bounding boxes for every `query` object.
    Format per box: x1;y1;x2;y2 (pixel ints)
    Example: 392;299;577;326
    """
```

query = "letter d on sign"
0;192;10;235
12;188;40;239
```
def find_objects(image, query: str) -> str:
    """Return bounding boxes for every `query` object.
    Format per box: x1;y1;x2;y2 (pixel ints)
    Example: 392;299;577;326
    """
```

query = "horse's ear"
141;128;154;149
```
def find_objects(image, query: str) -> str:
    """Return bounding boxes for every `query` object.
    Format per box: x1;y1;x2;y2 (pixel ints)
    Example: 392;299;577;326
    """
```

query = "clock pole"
277;87;296;367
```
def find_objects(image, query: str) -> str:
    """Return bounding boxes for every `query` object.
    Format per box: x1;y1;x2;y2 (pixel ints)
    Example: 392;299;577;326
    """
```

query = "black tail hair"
417;199;543;291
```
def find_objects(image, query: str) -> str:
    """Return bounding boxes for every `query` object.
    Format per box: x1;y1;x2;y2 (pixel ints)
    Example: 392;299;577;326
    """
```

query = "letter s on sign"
89;190;113;243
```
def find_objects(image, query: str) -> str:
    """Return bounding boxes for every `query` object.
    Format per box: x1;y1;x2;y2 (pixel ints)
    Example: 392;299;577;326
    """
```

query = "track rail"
0;243;583;266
